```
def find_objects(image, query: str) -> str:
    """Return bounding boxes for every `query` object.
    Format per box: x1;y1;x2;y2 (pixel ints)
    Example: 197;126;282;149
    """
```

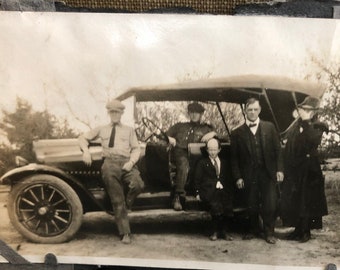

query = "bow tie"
248;123;257;128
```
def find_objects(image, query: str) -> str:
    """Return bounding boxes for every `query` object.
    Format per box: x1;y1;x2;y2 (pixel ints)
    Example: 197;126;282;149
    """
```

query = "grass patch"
324;171;340;204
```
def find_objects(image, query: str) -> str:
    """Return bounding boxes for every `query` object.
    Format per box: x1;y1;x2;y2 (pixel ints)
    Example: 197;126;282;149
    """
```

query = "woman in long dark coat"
281;96;328;243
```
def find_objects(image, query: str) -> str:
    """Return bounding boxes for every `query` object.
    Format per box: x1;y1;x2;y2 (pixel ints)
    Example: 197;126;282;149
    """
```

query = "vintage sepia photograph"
0;10;339;269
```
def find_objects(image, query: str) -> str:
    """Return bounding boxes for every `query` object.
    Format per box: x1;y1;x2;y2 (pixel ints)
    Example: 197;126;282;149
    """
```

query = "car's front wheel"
8;174;83;243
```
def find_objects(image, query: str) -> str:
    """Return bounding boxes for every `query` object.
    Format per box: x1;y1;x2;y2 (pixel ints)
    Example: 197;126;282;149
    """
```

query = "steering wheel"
142;117;169;143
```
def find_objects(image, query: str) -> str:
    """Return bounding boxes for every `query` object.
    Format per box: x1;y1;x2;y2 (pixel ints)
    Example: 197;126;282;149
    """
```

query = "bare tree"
319;65;340;157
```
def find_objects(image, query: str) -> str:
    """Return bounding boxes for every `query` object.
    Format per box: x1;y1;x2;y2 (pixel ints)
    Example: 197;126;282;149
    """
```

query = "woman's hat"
297;96;320;110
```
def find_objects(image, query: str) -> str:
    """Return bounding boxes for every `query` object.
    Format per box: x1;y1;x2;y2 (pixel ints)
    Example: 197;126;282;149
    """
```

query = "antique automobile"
0;75;324;243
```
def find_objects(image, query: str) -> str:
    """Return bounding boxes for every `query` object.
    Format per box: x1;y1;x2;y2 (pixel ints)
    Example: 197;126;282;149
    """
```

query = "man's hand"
82;151;92;166
201;131;217;143
122;161;134;172
168;136;176;147
216;181;224;189
236;178;244;189
276;171;284;182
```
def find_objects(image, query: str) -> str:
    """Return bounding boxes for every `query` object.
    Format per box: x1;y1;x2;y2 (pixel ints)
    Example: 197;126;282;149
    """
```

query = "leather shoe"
242;233;256;240
173;195;182;211
286;229;301;241
209;232;218;241
121;234;131;244
286;228;302;241
265;236;276;244
220;231;233;241
300;232;311;243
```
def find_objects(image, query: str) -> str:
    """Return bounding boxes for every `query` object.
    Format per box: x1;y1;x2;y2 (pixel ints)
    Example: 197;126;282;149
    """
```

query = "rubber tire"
8;174;83;244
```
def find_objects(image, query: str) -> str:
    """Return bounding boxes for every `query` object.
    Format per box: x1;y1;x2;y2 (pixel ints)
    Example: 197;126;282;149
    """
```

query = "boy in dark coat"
195;138;233;241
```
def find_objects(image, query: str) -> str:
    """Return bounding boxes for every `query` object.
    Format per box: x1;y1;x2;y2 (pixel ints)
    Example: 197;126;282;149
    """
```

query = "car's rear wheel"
8;174;83;243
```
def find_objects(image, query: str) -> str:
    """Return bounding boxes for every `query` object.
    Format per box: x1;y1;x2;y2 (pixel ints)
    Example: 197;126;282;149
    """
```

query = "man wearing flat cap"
167;102;216;211
281;96;328;243
79;99;144;244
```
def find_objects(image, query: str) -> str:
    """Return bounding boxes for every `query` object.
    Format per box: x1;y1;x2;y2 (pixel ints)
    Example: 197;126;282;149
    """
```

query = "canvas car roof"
116;75;325;103
116;75;326;133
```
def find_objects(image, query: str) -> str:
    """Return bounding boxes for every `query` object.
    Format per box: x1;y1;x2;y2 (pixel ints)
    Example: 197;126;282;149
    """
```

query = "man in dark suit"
195;138;233;241
230;97;284;244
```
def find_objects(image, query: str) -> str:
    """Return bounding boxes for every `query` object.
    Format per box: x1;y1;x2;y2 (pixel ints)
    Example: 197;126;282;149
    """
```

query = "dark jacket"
281;119;328;228
195;157;233;215
166;122;213;149
230;120;283;187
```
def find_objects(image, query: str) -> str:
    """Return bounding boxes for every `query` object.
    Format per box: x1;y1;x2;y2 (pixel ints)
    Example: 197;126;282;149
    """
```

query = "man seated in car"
167;102;216;211
78;99;144;244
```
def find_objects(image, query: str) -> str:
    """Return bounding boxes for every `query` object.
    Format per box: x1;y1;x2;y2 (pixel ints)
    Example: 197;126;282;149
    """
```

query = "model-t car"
0;75;323;243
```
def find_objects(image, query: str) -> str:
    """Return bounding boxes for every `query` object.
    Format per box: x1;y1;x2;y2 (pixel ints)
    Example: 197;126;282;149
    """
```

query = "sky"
0;12;339;135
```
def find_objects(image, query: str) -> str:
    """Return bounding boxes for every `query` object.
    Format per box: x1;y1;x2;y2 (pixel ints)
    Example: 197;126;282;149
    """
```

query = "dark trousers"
173;148;189;195
204;189;233;234
211;215;227;233
247;168;277;237
101;157;144;235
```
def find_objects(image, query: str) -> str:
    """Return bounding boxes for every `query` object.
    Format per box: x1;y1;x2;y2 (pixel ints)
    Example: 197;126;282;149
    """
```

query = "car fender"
0;163;104;212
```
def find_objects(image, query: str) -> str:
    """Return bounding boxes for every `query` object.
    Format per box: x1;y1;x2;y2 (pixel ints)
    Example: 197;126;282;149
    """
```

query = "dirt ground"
0;171;339;269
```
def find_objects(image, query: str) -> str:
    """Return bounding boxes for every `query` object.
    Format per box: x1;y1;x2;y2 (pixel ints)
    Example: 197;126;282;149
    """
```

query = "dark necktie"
187;122;197;143
213;158;219;178
108;124;116;147
248;122;257;128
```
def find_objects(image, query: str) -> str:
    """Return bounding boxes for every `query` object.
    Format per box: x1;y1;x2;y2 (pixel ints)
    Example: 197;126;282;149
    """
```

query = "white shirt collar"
110;122;121;127
209;156;220;164
210;156;220;175
246;117;260;126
